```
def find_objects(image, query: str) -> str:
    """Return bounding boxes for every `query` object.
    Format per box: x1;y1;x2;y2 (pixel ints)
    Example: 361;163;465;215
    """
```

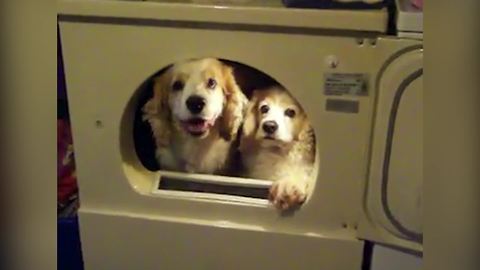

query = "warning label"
324;73;368;96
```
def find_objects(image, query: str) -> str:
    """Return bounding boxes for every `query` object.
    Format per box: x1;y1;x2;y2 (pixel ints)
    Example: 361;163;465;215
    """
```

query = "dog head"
241;86;311;149
143;58;247;146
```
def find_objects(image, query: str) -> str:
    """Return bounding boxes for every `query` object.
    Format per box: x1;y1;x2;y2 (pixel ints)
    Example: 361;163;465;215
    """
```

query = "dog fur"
239;86;315;210
142;58;248;175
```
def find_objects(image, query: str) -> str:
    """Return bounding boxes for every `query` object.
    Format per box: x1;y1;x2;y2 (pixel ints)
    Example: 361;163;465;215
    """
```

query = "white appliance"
59;1;423;269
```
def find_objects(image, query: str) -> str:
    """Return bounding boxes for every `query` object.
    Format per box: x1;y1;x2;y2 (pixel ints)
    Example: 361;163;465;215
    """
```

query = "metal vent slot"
152;172;273;205
159;177;270;199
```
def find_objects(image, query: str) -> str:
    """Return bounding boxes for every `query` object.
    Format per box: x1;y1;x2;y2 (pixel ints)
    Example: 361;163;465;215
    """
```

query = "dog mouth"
181;118;215;136
263;135;277;141
262;135;290;146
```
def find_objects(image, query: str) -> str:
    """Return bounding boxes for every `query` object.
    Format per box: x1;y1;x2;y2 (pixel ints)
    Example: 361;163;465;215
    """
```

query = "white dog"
239;86;315;210
142;58;248;175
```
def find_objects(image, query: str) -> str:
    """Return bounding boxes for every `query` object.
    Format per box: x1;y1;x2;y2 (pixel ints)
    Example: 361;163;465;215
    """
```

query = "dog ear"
219;65;248;141
296;115;314;142
238;91;260;153
241;90;259;139
296;118;316;163
142;71;172;148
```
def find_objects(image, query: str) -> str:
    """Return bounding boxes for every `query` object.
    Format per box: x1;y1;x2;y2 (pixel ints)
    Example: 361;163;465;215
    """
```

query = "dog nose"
186;95;206;114
262;121;278;134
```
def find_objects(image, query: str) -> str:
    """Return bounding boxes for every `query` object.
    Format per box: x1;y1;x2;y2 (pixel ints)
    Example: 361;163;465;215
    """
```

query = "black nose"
186;95;206;114
262;121;278;134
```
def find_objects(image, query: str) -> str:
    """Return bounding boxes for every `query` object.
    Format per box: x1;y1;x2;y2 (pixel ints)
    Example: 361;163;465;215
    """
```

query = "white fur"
156;129;232;174
256;100;295;143
242;142;311;209
143;58;247;175
243;144;311;183
240;87;315;210
169;60;225;124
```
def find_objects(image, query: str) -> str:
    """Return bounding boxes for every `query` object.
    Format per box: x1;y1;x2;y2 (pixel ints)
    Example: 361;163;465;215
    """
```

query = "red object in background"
58;119;78;206
411;0;423;10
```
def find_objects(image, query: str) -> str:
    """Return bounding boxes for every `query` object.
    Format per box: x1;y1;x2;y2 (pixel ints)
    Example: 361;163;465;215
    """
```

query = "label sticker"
325;99;359;113
324;73;368;96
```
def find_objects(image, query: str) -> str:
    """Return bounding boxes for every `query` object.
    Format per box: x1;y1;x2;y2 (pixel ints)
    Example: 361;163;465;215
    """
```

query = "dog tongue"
183;119;212;133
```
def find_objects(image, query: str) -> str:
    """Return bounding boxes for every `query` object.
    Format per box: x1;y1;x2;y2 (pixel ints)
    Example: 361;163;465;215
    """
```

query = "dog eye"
285;108;296;118
260;105;269;114
206;78;217;89
172;80;184;91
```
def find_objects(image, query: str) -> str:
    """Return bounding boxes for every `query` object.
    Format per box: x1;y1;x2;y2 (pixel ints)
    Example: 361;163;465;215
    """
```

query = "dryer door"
358;48;423;252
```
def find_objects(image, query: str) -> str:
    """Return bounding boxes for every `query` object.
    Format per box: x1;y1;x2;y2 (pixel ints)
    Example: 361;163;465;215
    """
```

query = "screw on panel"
342;222;348;229
356;38;365;46
326;55;339;69
369;39;377;47
95;120;103;128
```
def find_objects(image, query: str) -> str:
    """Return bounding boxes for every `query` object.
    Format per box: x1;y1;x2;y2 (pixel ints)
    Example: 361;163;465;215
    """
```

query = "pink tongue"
183;119;213;133
187;122;208;132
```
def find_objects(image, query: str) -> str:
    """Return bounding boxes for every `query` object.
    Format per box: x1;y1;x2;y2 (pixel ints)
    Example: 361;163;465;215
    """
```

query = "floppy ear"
241;91;259;139
296;118;316;163
219;65;248;141
142;71;172;148
238;91;260;153
296;115;314;142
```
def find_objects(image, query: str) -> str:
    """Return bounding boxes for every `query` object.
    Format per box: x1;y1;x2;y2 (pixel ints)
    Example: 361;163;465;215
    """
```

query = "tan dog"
142;58;247;175
239;86;315;210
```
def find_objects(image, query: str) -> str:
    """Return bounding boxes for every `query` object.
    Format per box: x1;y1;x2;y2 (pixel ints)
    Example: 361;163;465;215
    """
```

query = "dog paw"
268;179;307;211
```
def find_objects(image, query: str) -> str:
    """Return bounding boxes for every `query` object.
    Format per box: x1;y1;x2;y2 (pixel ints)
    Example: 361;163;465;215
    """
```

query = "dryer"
59;1;422;269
